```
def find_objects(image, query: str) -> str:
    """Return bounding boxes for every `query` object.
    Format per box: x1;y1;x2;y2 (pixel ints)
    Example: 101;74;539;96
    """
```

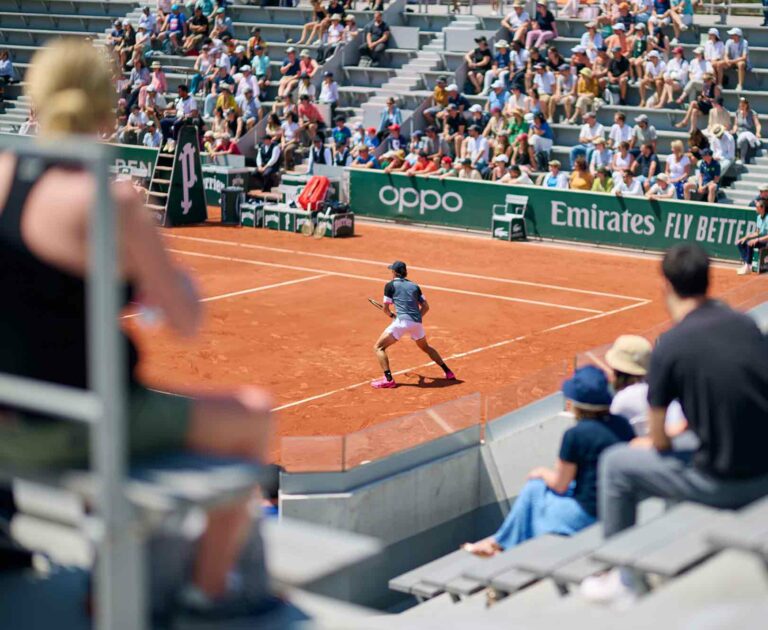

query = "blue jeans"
737;240;766;264
492;479;596;550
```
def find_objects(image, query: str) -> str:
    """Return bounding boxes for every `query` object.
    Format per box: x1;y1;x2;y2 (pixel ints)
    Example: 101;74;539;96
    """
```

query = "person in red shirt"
405;150;433;176
297;94;325;142
209;133;242;157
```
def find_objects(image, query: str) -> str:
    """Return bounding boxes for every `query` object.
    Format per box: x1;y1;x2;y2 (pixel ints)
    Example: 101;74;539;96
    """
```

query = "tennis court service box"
203;166;251;207
752;247;768;274
491;214;526;241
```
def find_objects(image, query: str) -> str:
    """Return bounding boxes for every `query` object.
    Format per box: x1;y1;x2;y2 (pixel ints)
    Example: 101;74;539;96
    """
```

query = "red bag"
297;175;331;212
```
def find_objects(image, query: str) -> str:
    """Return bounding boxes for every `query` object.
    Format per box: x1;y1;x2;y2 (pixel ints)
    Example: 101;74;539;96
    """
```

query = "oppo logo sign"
378;185;463;215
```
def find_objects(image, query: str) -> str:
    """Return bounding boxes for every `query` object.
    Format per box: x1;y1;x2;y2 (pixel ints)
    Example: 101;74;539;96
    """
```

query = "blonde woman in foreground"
0;40;274;620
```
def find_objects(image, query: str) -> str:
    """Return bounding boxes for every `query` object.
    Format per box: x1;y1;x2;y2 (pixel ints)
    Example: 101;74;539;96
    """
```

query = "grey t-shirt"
383;277;424;323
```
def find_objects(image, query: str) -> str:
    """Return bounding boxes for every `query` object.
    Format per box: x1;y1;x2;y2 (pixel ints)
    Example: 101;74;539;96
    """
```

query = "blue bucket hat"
562;366;612;409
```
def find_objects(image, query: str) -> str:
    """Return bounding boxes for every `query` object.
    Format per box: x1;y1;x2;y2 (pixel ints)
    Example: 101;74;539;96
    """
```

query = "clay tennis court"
124;218;763;467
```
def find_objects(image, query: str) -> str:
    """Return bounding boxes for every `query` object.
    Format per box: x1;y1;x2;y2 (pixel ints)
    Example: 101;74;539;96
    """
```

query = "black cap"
388;260;407;275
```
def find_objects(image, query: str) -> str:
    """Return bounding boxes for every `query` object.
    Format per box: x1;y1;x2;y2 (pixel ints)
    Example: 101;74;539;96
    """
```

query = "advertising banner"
349;170;757;260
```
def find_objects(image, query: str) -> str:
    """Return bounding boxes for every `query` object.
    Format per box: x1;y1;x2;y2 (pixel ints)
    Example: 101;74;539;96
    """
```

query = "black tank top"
0;156;138;392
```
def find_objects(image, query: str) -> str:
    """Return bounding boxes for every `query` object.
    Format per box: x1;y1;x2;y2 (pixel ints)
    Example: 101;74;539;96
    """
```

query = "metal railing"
0;135;143;629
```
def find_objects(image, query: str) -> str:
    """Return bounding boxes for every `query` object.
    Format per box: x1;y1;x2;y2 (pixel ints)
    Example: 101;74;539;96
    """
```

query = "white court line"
122;273;328;319
272;298;651;412
168;248;603;314
164;234;646;302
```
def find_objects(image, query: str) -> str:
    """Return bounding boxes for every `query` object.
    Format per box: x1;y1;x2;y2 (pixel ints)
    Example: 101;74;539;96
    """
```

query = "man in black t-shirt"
582;244;768;602
586;244;768;601
465;36;492;95
359;11;390;66
183;6;210;53
607;47;630;105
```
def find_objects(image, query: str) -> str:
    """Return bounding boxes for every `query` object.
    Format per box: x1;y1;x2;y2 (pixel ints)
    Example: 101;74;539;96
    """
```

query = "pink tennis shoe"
371;377;397;389
444;370;456;380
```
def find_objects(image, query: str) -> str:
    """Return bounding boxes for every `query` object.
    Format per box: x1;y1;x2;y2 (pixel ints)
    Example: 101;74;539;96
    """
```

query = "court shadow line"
396;374;465;389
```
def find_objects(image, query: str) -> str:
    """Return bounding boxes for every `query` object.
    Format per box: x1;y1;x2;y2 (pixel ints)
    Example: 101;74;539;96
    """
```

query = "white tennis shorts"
385;318;426;341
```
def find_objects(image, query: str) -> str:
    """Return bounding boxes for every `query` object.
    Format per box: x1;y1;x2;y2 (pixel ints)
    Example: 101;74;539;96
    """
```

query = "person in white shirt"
614;171;644;196
235;66;259;99
579;22;603;57
502;163;534;185
465;124;490;170
533;63;556;121
319;71;339;116
639;50;665;108
608;112;632;149
160;84;198;144
543;160;569;188
501;1;530;43
318;13;345;63
570;111;605;166
655;46;688;109
677;47;713;105
709;124;735;176
704;28;725;69
120;105;148;144
646;172;676;199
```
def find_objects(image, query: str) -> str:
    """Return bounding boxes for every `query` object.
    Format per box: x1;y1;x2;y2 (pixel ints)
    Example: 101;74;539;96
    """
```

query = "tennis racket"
368;298;395;318
300;219;313;236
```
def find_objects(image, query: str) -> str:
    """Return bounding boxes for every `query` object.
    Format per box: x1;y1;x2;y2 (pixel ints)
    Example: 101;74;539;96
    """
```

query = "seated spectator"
465;124;490;174
277;47;301;98
501;1;530;44
296;73;316;102
456;157;482;180
484;106;506;139
628;114;656;157
482;40;512;96
0;49;16;93
489;154;509;181
253;134;281;191
715;27;750;93
543;159;569;188
364;126;380;150
160;84;198;147
684;148;720;203
343;14;359;41
246;26;267;59
584;244;768;603
378;97;402;134
318;14;345;63
333;138;352;166
569;156;593;190
532;63;556;122
750;184;768;208
677;48;714;106
570;68;599;124
528;112;553;167
209;6;233;40
184;5;210;52
423;75;449;127
605;23;629;57
501;163;534;185
307;135;332;174
551;64;575;122
675;73;717;133
705;95;730;138
511;132;536;172
627;23;648;84
319;71;339;118
732;97;762;165
251;46;271;91
433;156;455;178
236;87;261;128
591;165;614;193
633;142;659;189
586;136;610;174
487;80;510;113
614;170;644;196
571;110;605;166
708;124;735;176
638;49;664;108
665;139;691;198
654;46;688;109
704;28;725;79
209;133;241;157
330;115;351;147
295;0;326;46
115;21;136;69
526;1;558;49
156;4;187;54
120;104;148;145
736;200;768;275
646;172;676;199
383;124;406;152
280;111;300;170
465;36;492;95
608;112;632;150
359;11;390;67
350;144;379;169
405;151;437;176
463;366;633;556
142;119;162;148
606;47;630;106
236;66;260;100
467;104;489;131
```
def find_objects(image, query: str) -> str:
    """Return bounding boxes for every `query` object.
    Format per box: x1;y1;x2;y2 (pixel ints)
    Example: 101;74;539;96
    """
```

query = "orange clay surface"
124;216;766;467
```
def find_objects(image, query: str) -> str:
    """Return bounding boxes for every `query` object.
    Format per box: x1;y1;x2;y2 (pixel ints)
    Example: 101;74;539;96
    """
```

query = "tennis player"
372;261;456;389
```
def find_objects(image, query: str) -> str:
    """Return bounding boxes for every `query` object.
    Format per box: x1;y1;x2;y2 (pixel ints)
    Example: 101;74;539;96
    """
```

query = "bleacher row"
2;1;768;204
371;497;768;628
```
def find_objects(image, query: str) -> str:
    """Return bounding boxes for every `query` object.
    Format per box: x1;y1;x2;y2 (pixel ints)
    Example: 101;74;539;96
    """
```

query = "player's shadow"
398;373;465;389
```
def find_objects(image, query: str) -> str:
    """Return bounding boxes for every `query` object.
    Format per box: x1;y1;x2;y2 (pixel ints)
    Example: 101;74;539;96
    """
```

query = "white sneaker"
736;83;744;92
580;569;641;609
681;24;689;31
737;263;751;275
670;38;679;45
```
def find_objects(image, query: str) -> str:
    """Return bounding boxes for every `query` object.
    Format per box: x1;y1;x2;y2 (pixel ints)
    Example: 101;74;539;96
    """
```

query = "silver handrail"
0;135;143;630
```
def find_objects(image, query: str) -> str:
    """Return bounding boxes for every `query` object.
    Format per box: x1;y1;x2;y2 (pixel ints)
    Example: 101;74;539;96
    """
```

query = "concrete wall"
279;394;569;609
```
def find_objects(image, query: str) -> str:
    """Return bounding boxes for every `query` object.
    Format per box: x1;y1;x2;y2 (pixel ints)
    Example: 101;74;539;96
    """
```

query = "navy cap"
562;366;613;409
388;261;407;275
701;148;713;157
